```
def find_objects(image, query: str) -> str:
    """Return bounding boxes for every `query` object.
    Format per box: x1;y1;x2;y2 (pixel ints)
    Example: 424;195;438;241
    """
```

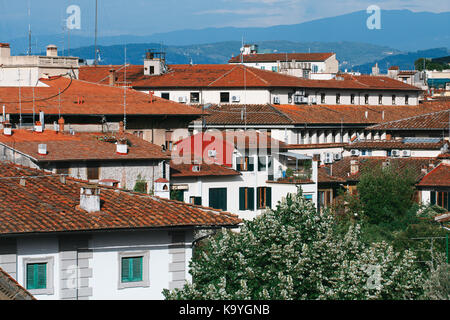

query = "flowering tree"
163;191;426;300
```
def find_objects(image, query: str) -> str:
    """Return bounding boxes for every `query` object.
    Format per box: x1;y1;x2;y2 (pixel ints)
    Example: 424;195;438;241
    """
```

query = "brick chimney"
58;117;65;133
109;68;116;86
34;121;43;133
80;185;101;213
350;159;359;175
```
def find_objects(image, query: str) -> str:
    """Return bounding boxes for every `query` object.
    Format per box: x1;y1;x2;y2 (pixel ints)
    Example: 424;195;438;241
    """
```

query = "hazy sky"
1;0;449;39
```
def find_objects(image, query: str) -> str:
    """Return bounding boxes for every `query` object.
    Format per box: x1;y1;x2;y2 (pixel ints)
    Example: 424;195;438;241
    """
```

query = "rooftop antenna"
27;0;32;55
94;0;98;65
18;69;22;128
123;45;127;130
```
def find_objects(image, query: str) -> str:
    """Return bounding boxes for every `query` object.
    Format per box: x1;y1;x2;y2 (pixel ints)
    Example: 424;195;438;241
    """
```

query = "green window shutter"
258;156;267;171
131;257;143;282
36;264;47;289
194;197;202;206
210;188;227;211
121;258;130;282
248;188;255;211
430;191;436;205
266;187;272;209
257;187;261;209
26;264;35;289
239;187;246;210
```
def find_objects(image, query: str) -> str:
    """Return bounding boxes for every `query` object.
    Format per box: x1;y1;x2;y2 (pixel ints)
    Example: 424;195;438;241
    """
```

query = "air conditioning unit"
324;153;333;164
334;153;342;161
392;150;401;157
208;149;217;158
402;150;411;157
350;149;360;157
231;95;240;102
178;96;188;103
294;95;308;104
273;96;280;104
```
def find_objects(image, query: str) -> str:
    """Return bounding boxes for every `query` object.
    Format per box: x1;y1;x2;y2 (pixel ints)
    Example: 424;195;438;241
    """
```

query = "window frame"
220;92;230;103
190;92;200;104
209;188;227;211
23;257;54;295
161;92;170;100
118;251;150;289
239;187;255;211
257;187;272;210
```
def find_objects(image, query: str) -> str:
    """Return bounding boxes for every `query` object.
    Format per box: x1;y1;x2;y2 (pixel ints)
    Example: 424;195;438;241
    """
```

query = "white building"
0;162;240;300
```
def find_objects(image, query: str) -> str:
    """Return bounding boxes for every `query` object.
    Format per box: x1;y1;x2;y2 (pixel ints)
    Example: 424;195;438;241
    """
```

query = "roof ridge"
368;108;450;129
207;65;241;87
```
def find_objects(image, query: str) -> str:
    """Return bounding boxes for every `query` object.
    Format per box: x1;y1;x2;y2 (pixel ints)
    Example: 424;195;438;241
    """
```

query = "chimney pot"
116;138;128;155
35;121;43;133
58;117;65;133
3;123;12;136
350;159;359;175
109;68;116;86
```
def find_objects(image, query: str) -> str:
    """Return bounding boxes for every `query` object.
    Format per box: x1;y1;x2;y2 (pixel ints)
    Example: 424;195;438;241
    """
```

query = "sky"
1;0;449;40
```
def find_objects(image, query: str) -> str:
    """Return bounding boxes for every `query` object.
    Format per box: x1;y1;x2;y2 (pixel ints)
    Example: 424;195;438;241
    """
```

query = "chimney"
38;144;47;155
386;133;392;141
116;138;128;155
80;185;101;213
3;123;12;136
46;44;58;57
58;117;65;133
350;159;359;175
109;68;116;86
34;121;43;133
421;164;428;174
0;43;11;58
39;111;45;131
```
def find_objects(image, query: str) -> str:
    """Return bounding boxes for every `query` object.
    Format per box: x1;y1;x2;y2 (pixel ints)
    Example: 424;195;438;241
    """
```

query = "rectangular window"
336;94;340;104
209;188;227;211
190;196;202;206
405;95;409;105
272;66;277;72
432;191;449;210
350;94;355;105
55;163;70;175
321;93;326;104
87;163;100;180
121;257;143;283
220;92;230;103
239;187;255;211
261;66;265;70
365;94;369;104
236;156;254;172
190;92;200;103
392;95;396;105
378;94;383;105
257;187;272;209
258;156;269;171
304;194;313;202
26;263;47;290
161;93;170;100
149;66;155;75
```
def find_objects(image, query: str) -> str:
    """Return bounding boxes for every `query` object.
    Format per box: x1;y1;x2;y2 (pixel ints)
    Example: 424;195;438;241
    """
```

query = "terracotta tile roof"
79;65;144;86
0;130;171;162
170;162;240;178
196;104;293;125
130;64;421;91
228;52;335;63
416;163;450;187
318;157;435;183
273;103;450;125
367;108;450;131
344;139;447;150
0;162;241;236
0;267;35;300
0;76;202;116
288;143;347;149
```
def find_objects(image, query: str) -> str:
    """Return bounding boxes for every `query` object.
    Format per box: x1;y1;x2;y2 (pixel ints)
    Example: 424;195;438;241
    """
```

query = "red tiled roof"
0;130;171;162
130;64;421;91
0;162;241;235
0;76;202;116
274;103;450;125
288;143;347;149
368;108;450;131
416;163;450;187
318;157;435;183
344;139;447;150
170;161;240;178
79;65;144;86
228;52;335;63
0;267;35;300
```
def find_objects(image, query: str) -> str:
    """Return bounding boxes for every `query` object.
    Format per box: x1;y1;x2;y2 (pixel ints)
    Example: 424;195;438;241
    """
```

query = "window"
304;194;313;202
272;66;277;72
161;93;170;100
336;94;340;104
133;131;144;138
288;93;293;104
236;156;254;172
405;95;409;105
261;66;265;70
27;263;47;290
312;65;319;73
350;94;355;105
87;163;100;180
118;252;150;289
364;94;369;104
55;163;70;175
392;95;396;105
190;196;202;205
23;257;54;295
378;94;383;105
209;188;227;211
258;156;271;171
430;191;449;210
239;187;255;211
190;92;200;103
149;66;155;75
257;187;271;209
321;93;326;104
220;92;230;103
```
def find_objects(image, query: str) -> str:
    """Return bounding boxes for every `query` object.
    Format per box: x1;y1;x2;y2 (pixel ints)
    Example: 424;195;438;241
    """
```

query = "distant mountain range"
61;41;402;70
6;9;450;56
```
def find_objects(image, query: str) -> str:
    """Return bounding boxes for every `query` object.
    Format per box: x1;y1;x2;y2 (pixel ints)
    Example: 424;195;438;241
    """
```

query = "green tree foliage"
424;255;450;300
133;174;147;194
163;191;425;300
415;58;447;71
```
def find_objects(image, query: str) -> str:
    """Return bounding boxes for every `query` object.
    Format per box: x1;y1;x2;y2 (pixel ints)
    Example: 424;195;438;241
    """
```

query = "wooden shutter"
121;258;130;282
430;191;436;205
26;264;35;289
132;257;143;282
248;188;255;211
239;187;246;210
265;187;272;209
247;157;254;171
